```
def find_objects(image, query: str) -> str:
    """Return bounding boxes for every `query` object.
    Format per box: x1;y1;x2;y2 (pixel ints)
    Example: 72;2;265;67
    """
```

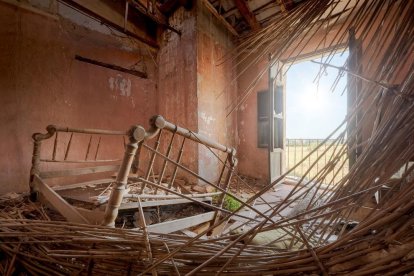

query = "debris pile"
1;0;414;274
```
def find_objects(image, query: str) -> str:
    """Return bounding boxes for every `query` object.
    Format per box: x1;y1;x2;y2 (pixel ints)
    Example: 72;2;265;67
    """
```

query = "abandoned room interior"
1;0;414;274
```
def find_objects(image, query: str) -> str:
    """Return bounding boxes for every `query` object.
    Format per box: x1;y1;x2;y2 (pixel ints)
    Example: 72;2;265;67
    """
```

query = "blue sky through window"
286;52;348;139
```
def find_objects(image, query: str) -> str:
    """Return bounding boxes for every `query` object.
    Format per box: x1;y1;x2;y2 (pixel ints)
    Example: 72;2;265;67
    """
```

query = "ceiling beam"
258;11;282;26
130;0;181;35
60;0;158;49
222;7;237;18
253;1;279;14
158;0;180;14
280;0;305;12
232;0;260;31
201;0;239;36
158;0;193;15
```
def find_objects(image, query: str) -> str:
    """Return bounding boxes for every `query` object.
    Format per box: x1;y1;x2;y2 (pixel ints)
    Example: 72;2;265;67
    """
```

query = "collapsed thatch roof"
1;0;414;274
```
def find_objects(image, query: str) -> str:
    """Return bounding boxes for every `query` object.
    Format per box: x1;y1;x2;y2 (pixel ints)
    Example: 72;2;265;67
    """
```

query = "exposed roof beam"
223;1;279;19
253;0;278;15
258;10;282;25
232;0;260;31
60;0;158;49
280;0;305;11
158;0;180;14
201;0;239;36
158;0;193;15
222;7;237;18
130;0;181;35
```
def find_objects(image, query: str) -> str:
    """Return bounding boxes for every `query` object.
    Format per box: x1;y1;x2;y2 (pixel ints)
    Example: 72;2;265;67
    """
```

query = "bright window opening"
286;51;349;182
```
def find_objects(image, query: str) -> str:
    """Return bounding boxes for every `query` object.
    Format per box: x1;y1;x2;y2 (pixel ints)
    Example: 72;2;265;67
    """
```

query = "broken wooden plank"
173;180;192;194
222;220;249;235
181;229;198;238
74;207;105;225
39;165;120;179
119;197;213;210
60;193;97;204
145;211;215;234
181;229;207;240
32;175;90;224
193;221;210;235
124;192;221;199
52;178;114;191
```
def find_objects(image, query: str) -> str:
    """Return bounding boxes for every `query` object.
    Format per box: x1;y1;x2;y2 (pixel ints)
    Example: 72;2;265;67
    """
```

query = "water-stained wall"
0;0;239;194
196;1;237;184
157;5;199;175
0;1;157;194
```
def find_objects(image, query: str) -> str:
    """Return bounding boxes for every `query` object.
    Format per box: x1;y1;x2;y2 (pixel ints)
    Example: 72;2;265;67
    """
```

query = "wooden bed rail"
29;115;238;231
153;115;233;154
29;124;132;196
103;115;237;226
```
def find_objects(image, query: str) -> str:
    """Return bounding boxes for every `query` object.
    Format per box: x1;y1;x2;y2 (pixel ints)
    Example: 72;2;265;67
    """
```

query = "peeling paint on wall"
0;2;157;194
109;75;131;97
64;99;72;107
199;111;215;125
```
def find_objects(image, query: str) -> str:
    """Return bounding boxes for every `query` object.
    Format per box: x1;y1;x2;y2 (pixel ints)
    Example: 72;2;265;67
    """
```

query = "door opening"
284;51;349;184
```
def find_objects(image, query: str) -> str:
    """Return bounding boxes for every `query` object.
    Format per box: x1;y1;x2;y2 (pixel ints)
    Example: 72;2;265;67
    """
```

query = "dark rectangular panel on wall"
257;90;269;148
273;85;284;149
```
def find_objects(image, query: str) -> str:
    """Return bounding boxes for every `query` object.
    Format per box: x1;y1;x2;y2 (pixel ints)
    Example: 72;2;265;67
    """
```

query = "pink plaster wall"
157;5;199;175
0;1;239;194
236;55;269;183
0;2;157;194
196;1;237;183
156;3;238;184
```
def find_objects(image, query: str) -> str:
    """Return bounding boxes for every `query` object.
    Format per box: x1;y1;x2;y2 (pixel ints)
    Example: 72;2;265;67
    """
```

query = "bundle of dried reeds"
1;0;414;274
0;184;413;275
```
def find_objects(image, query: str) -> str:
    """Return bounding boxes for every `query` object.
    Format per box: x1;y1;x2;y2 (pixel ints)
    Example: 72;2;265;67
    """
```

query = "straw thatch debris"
1;0;414;274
